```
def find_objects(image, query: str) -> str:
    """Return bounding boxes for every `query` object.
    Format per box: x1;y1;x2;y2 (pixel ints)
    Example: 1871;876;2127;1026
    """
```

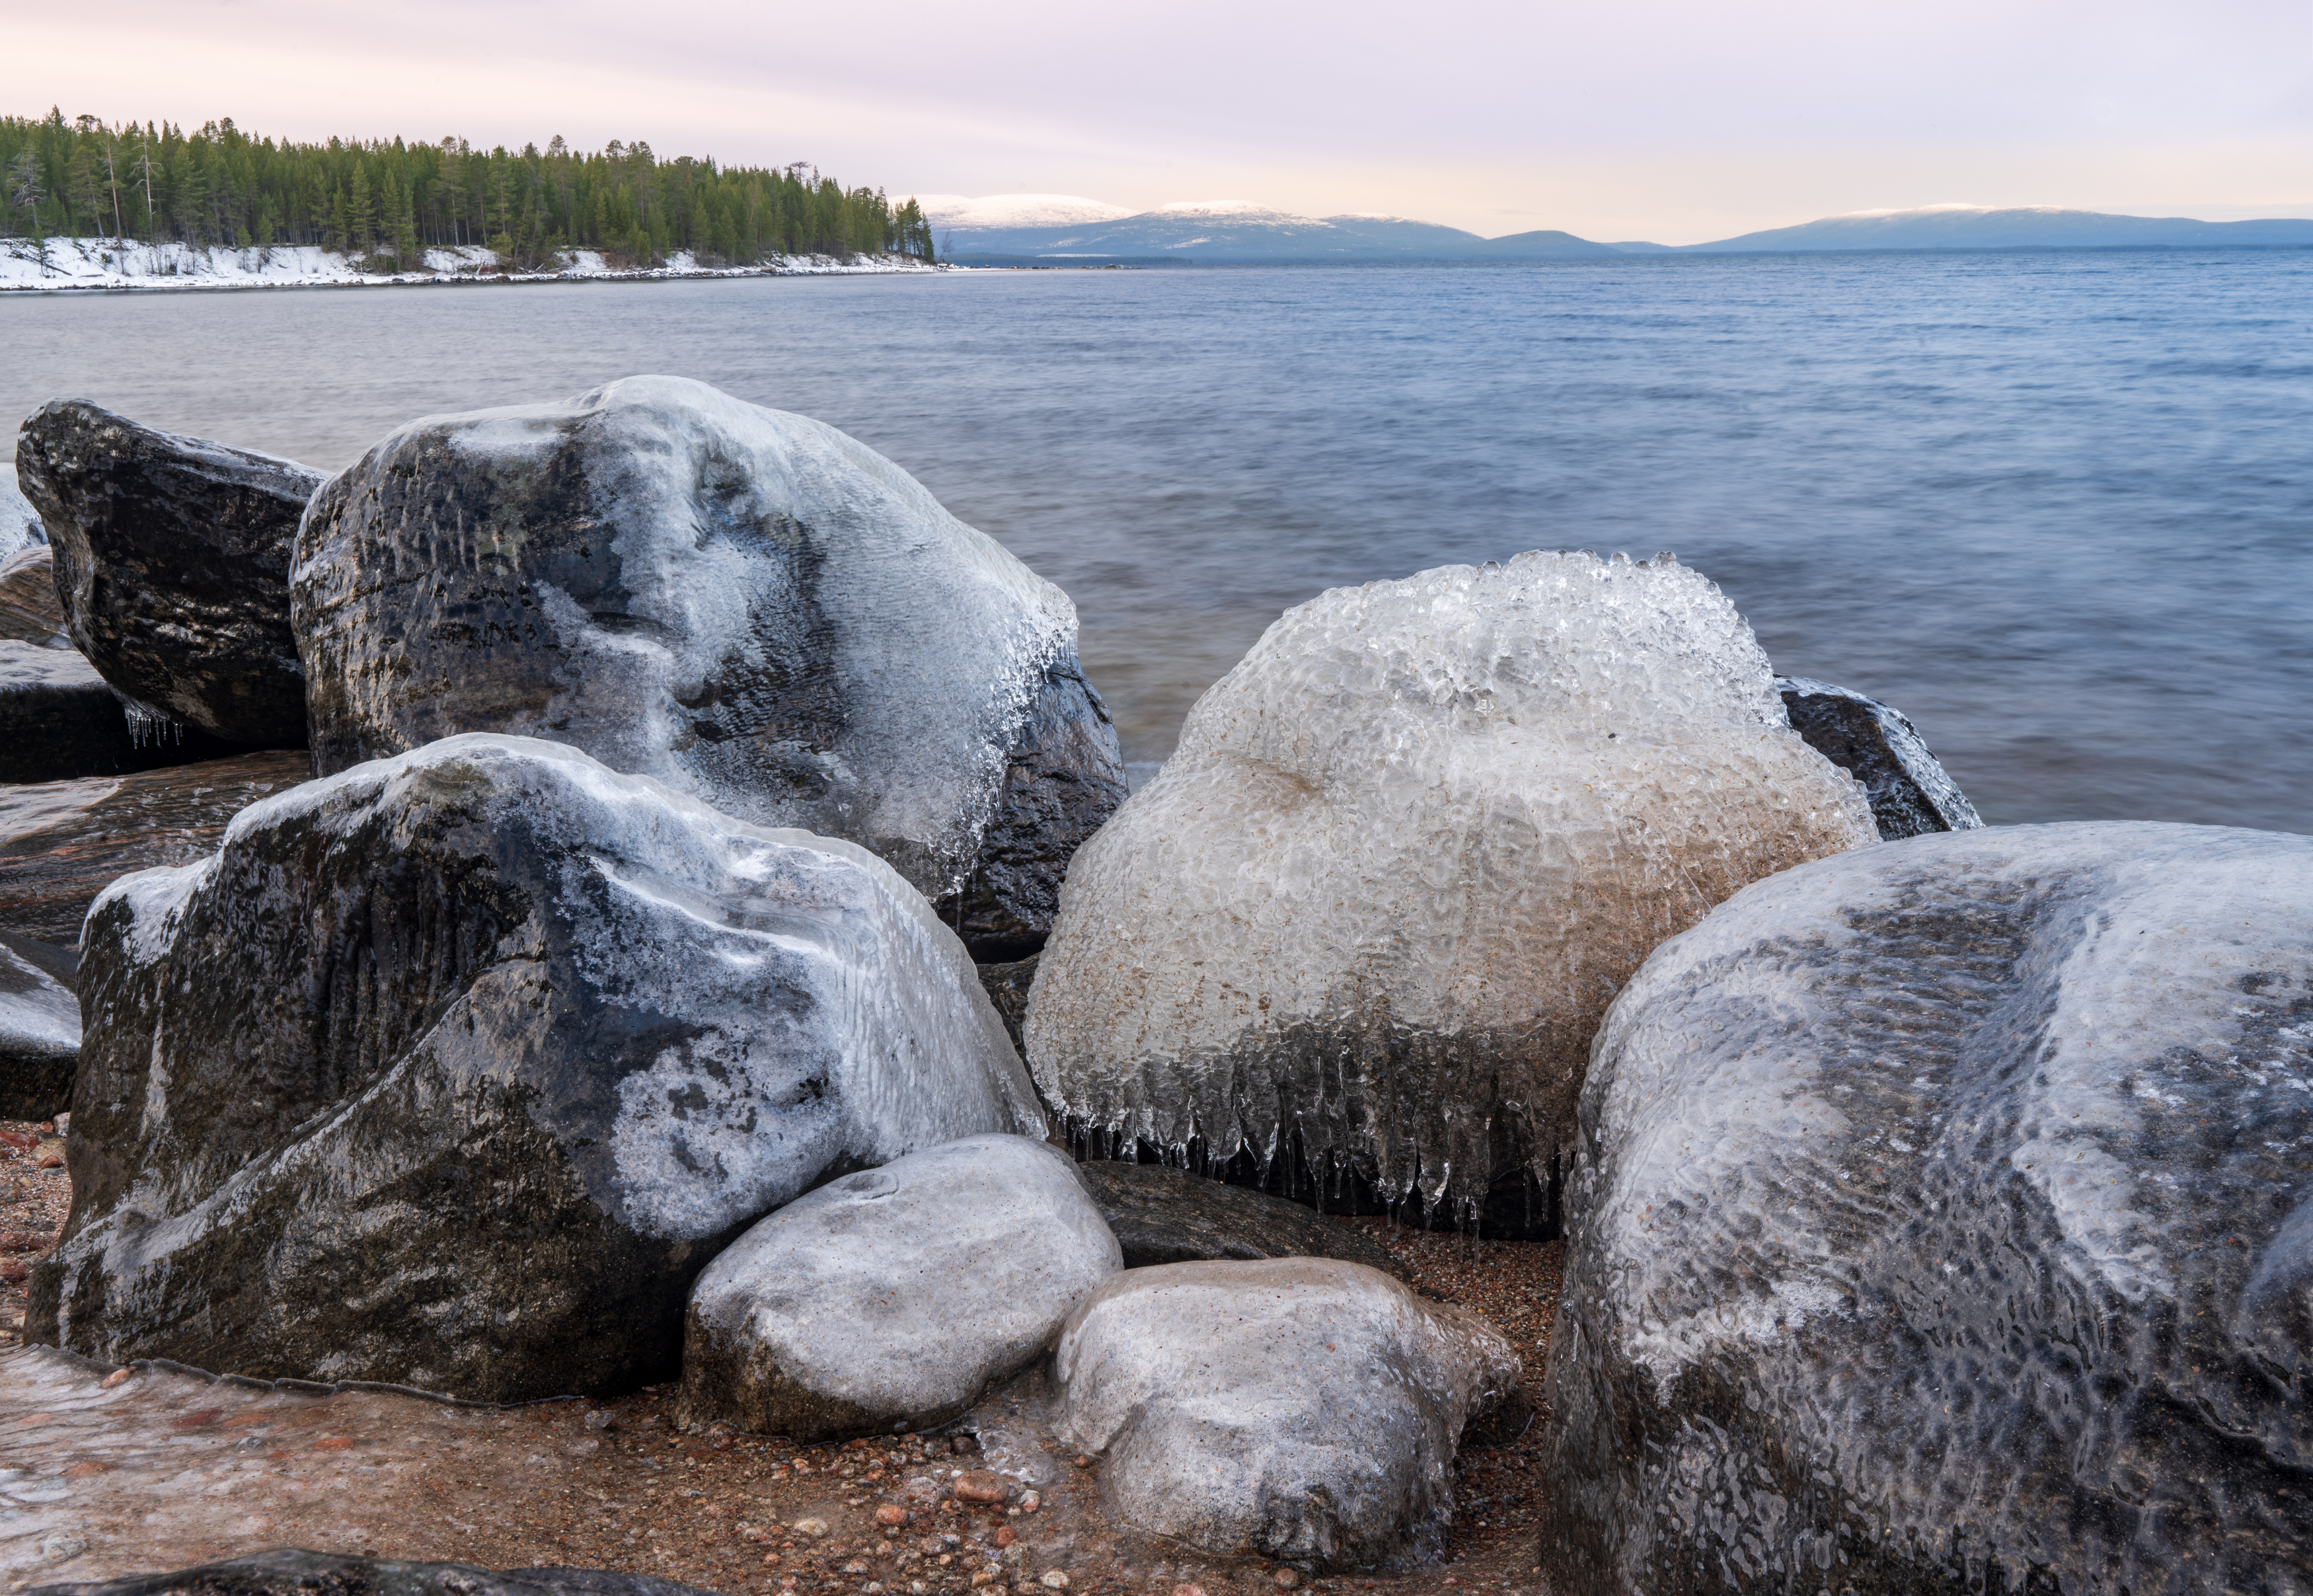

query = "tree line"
1;108;936;267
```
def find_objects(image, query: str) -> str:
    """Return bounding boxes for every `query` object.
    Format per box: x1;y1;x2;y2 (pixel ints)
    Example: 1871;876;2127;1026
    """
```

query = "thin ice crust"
1026;551;1875;1220
1541;820;2313;1596
29;734;1040;1401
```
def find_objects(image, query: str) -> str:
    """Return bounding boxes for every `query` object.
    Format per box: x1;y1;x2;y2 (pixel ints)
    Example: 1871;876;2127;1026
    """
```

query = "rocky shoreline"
2;380;2304;1595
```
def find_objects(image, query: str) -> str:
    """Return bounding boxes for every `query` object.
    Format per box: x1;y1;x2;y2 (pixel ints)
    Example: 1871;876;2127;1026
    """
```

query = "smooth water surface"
7;251;2308;830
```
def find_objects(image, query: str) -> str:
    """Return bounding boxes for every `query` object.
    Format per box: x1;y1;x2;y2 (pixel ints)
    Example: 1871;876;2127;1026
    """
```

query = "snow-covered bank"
1;237;946;292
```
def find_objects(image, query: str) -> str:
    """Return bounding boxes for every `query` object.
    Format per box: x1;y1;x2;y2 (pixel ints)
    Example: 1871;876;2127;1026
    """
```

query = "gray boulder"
679;1133;1119;1438
0;640;239;783
1054;1258;1523;1572
15;400;321;749
0;929;77;1120
293;375;1124;960
1073;1160;1408;1277
1540;821;2313;1596
0;545;68;646
28;734;1041;1402
28;1550;713;1596
0;461;42;558
1776;674;1981;838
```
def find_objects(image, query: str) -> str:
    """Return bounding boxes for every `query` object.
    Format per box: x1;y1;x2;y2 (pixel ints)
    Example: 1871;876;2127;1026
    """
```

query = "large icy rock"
1026;552;1876;1225
27;734;1041;1402
15;400;321;749
1777;674;1981;838
292;376;1125;959
0;929;77;1120
0;461;42;558
1540;821;2313;1596
1054;1259;1523;1571
0;545;68;645
679;1133;1119;1438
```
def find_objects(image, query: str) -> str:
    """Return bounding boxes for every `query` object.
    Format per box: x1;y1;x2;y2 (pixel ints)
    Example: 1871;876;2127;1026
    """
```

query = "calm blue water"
7;251;2310;831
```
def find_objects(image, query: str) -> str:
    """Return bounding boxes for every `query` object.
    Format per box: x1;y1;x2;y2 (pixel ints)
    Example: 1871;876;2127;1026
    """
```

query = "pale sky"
8;0;2309;243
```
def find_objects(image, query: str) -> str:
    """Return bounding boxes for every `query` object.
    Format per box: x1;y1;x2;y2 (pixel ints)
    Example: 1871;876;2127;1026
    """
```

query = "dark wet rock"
0;545;69;646
1054;1259;1522;1572
15;399;320;749
292;375;1123;960
1027;552;1874;1231
1;928;78;1120
0;749;311;947
1072;1159;1408;1278
28;733;1041;1402
977;953;1038;1059
0;640;241;784
679;1134;1119;1439
1776;674;1981;839
28;1549;714;1596
1540;821;2313;1596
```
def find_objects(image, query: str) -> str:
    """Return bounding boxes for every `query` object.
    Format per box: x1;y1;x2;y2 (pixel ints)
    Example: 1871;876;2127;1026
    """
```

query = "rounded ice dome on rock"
1539;821;2313;1595
678;1133;1121;1439
27;733;1042;1401
1025;551;1875;1226
1053;1259;1523;1572
291;375;1124;958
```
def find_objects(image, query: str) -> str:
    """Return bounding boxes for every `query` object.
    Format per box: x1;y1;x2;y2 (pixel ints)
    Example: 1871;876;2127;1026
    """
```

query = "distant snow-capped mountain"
1686;205;2313;252
911;194;1134;229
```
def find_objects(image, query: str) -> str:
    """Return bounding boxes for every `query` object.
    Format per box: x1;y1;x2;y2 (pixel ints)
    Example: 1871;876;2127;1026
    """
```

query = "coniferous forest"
0;109;936;266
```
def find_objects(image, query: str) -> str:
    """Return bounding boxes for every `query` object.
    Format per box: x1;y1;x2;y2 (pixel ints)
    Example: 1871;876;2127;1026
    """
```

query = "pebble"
1040;1574;1071;1590
1273;1572;1302;1589
794;1518;832;1537
876;1505;909;1525
1019;1491;1041;1513
953;1470;1009;1504
584;1409;617;1431
1172;1586;1210;1596
100;1369;133;1388
40;1533;87;1562
995;1527;1016;1548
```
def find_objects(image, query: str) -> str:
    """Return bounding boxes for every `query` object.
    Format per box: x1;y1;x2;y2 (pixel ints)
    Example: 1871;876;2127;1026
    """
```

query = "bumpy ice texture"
1540;821;2313;1596
1777;675;1981;839
27;734;1041;1401
679;1133;1121;1438
1026;551;1876;1223
15;399;321;748
292;376;1123;957
1054;1258;1523;1572
0;463;44;558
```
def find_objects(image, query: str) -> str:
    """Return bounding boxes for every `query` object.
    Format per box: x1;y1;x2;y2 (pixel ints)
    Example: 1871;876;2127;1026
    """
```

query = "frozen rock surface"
1777;674;1981;839
15;400;321;749
293;376;1124;958
1054;1259;1522;1572
1027;552;1875;1225
0;929;78;1120
679;1133;1119;1438
0;751;311;948
28;733;1041;1402
0;462;42;558
1073;1161;1406;1277
1540;821;2313;1596
0;546;69;646
28;1550;714;1596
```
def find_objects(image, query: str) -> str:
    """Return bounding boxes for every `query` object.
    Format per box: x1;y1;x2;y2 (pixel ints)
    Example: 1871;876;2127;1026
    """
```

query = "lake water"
6;250;2309;832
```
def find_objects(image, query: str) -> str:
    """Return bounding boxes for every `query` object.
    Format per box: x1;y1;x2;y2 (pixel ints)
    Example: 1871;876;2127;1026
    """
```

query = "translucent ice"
32;733;1042;1400
1026;551;1875;1221
293;377;1123;950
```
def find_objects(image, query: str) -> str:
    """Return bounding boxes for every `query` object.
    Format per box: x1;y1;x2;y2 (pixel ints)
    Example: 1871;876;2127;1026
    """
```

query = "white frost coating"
297;376;1080;903
214;733;1041;1240
681;1134;1121;1436
0;943;79;1055
1026;550;1876;1207
89;858;217;968
0;465;43;558
0;638;105;691
1581;820;2313;1385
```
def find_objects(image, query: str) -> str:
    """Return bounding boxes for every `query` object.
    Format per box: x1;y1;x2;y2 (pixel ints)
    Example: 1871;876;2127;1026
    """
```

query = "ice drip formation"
9;378;2303;1596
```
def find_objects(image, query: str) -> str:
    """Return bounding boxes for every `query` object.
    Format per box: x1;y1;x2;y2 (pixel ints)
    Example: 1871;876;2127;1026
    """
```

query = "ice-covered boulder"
1776;674;1981;838
1074;1160;1407;1276
292;376;1125;959
1026;552;1876;1226
15;400;321;749
27;734;1042;1402
0;545;67;646
679;1133;1119;1438
1540;821;2313;1596
0;461;42;558
1054;1259;1523;1571
0;639;237;783
0;930;77;1120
